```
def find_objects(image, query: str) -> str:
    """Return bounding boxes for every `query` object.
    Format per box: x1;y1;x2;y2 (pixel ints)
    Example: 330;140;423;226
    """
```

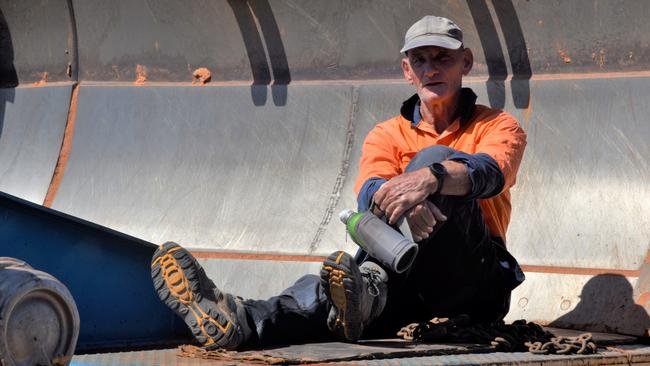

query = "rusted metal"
43;82;79;207
176;340;492;364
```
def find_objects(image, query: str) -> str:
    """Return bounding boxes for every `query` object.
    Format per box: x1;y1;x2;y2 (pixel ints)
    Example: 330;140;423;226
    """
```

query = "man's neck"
419;92;461;134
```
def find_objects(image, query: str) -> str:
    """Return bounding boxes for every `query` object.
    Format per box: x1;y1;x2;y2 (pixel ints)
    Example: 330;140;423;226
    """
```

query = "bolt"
518;297;528;308
560;299;571;311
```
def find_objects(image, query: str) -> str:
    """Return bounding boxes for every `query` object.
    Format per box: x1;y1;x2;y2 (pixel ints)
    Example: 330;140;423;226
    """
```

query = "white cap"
339;209;355;224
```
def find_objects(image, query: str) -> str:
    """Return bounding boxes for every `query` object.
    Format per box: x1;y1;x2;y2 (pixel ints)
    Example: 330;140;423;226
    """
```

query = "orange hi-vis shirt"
354;90;527;241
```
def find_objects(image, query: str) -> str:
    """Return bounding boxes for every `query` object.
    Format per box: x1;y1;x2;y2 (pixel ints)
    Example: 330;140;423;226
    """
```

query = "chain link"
397;315;597;354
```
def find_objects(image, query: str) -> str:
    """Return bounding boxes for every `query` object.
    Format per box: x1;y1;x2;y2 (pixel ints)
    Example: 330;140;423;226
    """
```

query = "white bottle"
340;209;419;274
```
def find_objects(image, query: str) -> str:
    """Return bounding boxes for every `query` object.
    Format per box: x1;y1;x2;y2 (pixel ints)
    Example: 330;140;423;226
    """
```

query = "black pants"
243;145;524;346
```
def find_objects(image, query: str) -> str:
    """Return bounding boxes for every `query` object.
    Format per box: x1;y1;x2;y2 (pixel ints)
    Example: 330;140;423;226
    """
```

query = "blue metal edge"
0;191;191;352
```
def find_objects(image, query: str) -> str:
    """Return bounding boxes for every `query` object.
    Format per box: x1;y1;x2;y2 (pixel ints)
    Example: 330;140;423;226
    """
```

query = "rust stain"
51;355;72;366
635;291;650;306
111;65;120;80
179;344;288;364
521;264;639;277
192;67;212;85
190;250;327;263
134;64;148;85
43;84;80;207
557;49;572;64
189;250;640;277
32;71;49;86
592;49;607;68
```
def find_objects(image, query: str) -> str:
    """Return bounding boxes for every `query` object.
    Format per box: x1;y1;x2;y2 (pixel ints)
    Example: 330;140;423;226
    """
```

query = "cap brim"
400;35;462;53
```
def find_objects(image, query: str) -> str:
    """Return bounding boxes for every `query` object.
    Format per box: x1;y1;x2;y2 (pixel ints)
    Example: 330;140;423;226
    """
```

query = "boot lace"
362;268;382;297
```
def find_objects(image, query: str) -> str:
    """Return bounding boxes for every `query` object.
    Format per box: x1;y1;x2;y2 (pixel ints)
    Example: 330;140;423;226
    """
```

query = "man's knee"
405;145;455;172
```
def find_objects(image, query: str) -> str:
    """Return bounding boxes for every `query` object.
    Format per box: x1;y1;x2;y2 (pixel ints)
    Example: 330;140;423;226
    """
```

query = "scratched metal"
1;0;650;347
0;85;71;203
0;0;72;84
71;349;210;366
71;344;650;366
335;346;650;365
500;77;650;271
195;257;323;300
50;0;650;82
51;84;357;256
191;339;490;364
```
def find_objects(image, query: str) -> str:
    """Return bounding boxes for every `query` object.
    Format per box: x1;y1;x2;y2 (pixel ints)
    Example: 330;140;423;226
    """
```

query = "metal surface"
51;84;355;255
0;0;649;350
70;343;650;366
44;76;650;336
0;0;72;84
0;192;190;351
60;0;650;83
179;340;490;364
503;77;650;270
0;85;71;204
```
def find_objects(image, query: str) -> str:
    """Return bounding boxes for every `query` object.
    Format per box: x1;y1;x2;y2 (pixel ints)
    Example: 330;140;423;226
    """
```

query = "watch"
428;162;447;195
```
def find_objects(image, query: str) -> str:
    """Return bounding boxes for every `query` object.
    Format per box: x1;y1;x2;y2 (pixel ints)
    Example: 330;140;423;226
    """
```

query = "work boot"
151;242;251;350
320;251;388;342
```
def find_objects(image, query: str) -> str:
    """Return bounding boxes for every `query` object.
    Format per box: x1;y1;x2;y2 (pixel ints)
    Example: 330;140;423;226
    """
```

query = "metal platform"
71;330;647;366
1;0;650;358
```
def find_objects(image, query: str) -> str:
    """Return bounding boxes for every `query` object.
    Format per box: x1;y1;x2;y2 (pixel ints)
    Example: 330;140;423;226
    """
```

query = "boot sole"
151;242;240;350
321;251;364;341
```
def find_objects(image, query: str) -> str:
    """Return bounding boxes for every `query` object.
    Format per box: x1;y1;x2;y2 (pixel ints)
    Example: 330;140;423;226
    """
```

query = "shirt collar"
400;87;478;128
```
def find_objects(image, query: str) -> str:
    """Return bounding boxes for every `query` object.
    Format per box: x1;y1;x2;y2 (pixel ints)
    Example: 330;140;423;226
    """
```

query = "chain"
396;315;597;354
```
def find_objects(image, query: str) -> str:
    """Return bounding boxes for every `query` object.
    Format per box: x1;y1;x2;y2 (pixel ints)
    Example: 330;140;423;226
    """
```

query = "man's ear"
401;58;414;84
462;48;474;76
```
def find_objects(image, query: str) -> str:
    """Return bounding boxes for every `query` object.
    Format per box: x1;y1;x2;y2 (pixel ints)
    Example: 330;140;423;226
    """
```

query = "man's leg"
320;251;388;342
363;145;524;337
243;274;333;346
152;242;334;349
151;242;252;350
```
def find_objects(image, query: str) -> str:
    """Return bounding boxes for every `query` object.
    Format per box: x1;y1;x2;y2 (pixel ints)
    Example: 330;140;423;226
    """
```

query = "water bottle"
339;209;419;274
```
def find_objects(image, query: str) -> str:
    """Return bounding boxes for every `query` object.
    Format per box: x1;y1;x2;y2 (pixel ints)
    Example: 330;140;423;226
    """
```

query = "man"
151;15;526;350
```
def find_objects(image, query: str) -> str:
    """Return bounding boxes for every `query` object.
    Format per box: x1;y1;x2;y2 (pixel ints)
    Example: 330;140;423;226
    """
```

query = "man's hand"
373;167;437;224
406;201;447;241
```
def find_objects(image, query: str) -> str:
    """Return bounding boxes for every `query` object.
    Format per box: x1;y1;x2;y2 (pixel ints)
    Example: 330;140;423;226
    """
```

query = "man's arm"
375;112;526;225
354;125;401;211
373;159;470;225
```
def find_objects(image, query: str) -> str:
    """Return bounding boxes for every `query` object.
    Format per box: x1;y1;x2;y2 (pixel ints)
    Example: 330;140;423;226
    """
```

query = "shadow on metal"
550;274;650;336
0;191;190;351
227;0;291;106
0;6;16;140
491;0;531;108
0;7;18;88
467;0;531;109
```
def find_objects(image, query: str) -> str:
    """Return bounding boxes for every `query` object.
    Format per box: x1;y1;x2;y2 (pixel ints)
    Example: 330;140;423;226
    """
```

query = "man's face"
401;46;473;104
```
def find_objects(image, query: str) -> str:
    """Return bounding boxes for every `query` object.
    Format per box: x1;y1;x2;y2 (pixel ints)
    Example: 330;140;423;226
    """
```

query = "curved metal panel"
0;85;71;204
0;0;72;84
504;77;650;270
70;0;650;83
52;84;354;254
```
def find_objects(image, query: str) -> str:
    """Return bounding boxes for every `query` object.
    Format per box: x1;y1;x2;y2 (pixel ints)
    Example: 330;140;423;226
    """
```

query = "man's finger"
409;206;432;234
388;202;409;225
426;201;448;222
373;186;387;207
417;203;436;232
407;210;427;236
